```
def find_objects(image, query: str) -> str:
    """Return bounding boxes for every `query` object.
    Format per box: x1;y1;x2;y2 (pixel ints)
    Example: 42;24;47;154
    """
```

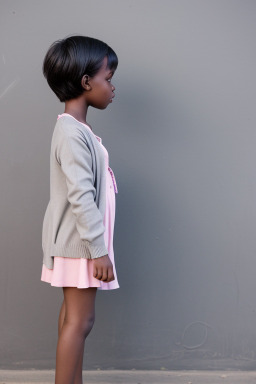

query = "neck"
64;96;91;129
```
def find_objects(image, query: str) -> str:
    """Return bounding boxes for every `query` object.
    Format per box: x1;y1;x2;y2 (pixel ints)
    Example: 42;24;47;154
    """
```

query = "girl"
40;35;120;384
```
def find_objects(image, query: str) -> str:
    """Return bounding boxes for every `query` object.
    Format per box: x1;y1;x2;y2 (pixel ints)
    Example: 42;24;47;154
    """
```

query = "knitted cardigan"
42;114;108;270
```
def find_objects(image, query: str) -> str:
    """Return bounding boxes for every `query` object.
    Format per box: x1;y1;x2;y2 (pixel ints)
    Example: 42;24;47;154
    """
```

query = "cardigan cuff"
86;241;108;259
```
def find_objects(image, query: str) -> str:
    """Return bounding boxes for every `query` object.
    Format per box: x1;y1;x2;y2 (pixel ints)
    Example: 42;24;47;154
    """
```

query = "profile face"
85;56;116;109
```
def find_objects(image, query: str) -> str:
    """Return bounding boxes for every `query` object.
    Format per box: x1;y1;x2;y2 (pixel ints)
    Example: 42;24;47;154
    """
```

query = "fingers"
101;267;115;282
93;265;115;282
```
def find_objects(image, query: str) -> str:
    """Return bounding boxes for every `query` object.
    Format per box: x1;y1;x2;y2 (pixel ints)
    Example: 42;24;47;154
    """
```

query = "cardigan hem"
42;242;109;270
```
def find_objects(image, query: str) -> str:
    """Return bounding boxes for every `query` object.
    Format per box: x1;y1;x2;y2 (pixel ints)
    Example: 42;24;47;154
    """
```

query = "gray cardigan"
42;114;108;270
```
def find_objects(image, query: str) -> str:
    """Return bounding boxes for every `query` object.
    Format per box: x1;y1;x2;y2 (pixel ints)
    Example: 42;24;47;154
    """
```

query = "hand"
92;254;115;282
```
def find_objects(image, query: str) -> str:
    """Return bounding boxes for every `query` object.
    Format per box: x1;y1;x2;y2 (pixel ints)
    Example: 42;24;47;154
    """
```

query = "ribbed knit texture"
42;114;108;270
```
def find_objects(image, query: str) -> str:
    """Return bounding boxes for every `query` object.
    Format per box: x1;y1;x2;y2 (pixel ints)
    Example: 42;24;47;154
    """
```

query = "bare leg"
58;299;65;338
58;300;85;384
55;287;97;384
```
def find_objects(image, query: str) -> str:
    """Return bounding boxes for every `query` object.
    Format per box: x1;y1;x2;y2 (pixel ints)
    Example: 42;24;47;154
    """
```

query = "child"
40;35;120;384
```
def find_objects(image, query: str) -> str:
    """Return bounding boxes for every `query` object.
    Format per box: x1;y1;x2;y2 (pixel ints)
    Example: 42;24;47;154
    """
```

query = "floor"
1;370;256;384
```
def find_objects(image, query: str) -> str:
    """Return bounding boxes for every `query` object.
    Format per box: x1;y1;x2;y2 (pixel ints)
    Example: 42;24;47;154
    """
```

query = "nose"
112;85;115;91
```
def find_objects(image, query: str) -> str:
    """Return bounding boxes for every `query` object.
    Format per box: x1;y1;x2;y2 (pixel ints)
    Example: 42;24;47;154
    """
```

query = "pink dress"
40;114;120;290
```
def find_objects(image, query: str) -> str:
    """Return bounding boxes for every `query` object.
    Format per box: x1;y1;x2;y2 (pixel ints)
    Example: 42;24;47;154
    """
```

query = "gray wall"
0;0;256;370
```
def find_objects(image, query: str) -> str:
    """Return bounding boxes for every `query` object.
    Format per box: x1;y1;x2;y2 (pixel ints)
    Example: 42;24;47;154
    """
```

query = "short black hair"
42;35;118;102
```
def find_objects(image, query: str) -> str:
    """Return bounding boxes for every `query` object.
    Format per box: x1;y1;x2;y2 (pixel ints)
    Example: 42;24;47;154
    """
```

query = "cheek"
93;80;112;99
103;84;112;96
96;81;109;92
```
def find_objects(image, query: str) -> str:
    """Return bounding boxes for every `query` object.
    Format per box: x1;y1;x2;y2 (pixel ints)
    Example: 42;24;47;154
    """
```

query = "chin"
94;104;108;110
101;104;109;110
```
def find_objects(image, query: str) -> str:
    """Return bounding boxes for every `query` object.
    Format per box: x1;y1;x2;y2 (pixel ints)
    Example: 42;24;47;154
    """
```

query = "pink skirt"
41;117;120;290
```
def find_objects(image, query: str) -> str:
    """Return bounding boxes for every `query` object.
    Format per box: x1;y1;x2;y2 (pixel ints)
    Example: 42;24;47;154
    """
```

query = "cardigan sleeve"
55;125;108;259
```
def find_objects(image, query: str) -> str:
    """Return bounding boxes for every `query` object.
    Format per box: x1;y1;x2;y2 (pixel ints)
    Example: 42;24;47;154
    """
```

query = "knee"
64;314;95;338
81;315;95;338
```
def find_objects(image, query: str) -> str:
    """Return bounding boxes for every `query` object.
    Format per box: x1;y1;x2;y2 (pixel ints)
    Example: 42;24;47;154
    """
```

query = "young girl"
40;35;120;384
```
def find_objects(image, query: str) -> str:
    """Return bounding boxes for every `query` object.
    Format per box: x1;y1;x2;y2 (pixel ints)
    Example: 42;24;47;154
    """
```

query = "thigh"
63;287;97;324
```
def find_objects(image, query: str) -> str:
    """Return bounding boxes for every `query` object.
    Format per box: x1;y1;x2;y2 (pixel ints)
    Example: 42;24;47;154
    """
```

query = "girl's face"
84;56;116;109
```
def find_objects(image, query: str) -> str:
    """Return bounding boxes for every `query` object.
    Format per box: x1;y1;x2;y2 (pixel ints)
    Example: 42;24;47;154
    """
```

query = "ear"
81;75;92;91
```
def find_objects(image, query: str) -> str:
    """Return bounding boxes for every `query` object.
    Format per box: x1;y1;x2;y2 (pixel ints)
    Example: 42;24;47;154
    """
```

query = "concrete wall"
1;0;256;370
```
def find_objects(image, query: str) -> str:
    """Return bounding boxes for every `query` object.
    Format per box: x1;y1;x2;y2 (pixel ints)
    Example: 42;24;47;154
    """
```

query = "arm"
56;125;108;259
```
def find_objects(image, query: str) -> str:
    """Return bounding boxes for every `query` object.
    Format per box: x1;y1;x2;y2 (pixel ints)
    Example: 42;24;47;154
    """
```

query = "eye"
107;77;112;82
